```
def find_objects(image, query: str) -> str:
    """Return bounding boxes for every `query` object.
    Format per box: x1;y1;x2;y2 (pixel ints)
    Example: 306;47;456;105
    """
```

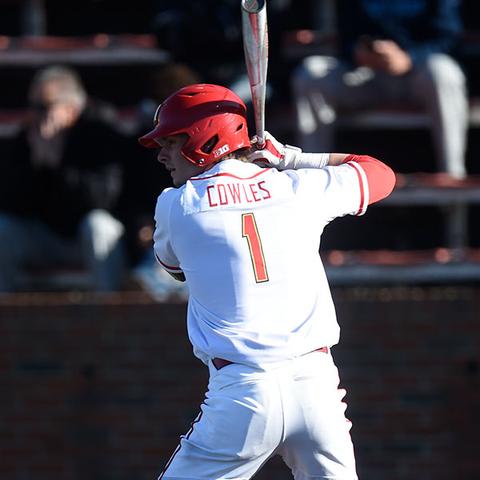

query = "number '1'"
242;212;269;283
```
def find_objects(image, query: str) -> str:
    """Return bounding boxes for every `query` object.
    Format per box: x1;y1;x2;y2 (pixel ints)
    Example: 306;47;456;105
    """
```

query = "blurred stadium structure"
1;0;480;287
1;1;480;479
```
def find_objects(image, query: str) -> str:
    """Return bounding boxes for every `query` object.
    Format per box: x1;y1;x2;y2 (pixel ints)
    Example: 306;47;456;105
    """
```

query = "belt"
211;346;329;371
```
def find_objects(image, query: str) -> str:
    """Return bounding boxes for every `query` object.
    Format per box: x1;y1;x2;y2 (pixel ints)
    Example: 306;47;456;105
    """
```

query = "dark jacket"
0;104;127;237
337;0;463;65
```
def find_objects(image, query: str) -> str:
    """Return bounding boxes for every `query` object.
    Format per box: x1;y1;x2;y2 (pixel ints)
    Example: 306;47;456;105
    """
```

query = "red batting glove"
247;131;301;169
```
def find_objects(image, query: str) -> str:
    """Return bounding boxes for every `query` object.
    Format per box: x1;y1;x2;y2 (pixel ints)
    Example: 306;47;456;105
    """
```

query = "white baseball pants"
159;349;358;479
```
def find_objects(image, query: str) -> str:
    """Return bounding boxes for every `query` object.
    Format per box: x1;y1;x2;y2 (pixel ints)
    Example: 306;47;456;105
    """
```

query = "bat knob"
250;135;266;149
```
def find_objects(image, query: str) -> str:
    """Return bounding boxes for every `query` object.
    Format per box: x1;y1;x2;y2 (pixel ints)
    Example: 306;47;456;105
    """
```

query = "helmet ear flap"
200;135;219;154
183;135;220;166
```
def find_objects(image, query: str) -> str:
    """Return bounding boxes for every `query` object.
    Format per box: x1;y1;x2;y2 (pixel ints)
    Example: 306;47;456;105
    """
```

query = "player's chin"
172;174;185;187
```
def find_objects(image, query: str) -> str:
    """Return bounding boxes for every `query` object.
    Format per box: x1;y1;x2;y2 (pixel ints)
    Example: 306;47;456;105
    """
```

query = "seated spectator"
0;65;128;292
292;0;469;179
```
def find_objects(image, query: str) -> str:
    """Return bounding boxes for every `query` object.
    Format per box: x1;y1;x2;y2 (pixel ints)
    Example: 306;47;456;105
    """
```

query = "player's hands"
247;131;300;168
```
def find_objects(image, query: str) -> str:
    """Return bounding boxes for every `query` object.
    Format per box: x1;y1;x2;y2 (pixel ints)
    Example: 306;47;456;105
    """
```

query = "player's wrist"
291;151;330;169
279;144;302;169
276;145;331;170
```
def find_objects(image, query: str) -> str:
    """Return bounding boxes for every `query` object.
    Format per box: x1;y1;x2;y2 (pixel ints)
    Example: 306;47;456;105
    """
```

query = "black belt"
212;346;329;371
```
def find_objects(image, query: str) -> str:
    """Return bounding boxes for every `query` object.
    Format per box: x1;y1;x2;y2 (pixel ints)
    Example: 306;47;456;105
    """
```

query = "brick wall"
1;287;479;480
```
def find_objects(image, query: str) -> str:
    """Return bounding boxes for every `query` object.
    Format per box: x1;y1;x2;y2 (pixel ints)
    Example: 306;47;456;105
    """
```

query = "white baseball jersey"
153;159;368;368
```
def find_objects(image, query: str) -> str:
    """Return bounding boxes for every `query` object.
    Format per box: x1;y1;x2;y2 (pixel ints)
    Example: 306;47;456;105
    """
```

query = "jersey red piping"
190;168;272;182
155;253;182;272
348;162;367;215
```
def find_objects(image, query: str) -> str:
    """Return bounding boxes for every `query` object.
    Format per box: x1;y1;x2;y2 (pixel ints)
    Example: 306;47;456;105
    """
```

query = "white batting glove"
248;131;329;170
247;131;302;169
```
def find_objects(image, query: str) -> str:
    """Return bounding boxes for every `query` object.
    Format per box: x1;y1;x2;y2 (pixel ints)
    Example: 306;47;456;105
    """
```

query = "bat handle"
256;133;265;149
252;133;265;150
252;86;266;148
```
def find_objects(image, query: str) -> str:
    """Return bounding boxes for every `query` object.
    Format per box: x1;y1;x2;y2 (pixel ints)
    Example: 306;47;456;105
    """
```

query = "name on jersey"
207;180;271;207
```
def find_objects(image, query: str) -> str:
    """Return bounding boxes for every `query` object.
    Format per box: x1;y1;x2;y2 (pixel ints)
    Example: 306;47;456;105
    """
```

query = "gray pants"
292;53;469;178
0;209;125;292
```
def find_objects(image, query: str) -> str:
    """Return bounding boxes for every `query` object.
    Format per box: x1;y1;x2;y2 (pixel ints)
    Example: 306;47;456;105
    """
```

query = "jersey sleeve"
288;154;394;224
289;162;368;223
153;188;183;275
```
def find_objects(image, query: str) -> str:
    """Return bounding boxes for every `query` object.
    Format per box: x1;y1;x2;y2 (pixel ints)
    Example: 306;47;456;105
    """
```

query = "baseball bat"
241;0;269;147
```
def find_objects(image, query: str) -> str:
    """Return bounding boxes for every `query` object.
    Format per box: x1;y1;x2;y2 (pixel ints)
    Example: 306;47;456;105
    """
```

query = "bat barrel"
241;0;268;146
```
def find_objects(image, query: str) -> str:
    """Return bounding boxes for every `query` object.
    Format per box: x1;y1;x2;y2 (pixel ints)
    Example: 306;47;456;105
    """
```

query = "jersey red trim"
190;168;272;182
155;253;182;272
348;162;367;215
343;154;396;207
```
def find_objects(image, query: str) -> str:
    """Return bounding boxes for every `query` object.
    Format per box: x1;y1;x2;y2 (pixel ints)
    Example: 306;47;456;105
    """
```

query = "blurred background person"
0;65;128;292
292;0;469;179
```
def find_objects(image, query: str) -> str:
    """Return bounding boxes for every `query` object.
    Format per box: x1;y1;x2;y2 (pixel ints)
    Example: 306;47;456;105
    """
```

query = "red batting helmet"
138;83;250;166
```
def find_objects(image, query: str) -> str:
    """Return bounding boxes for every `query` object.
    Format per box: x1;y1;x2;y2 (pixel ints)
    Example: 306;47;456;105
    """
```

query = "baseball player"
138;83;395;479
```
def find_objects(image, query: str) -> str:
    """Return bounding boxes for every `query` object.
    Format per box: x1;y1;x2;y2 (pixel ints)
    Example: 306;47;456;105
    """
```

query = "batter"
138;83;396;479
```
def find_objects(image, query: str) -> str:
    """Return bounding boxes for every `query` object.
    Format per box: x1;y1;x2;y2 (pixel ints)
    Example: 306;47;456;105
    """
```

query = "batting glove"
248;131;302;170
248;131;329;170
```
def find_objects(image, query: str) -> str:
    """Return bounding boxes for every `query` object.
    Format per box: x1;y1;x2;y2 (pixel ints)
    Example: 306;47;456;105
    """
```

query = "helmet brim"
138;123;183;149
138;129;159;148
